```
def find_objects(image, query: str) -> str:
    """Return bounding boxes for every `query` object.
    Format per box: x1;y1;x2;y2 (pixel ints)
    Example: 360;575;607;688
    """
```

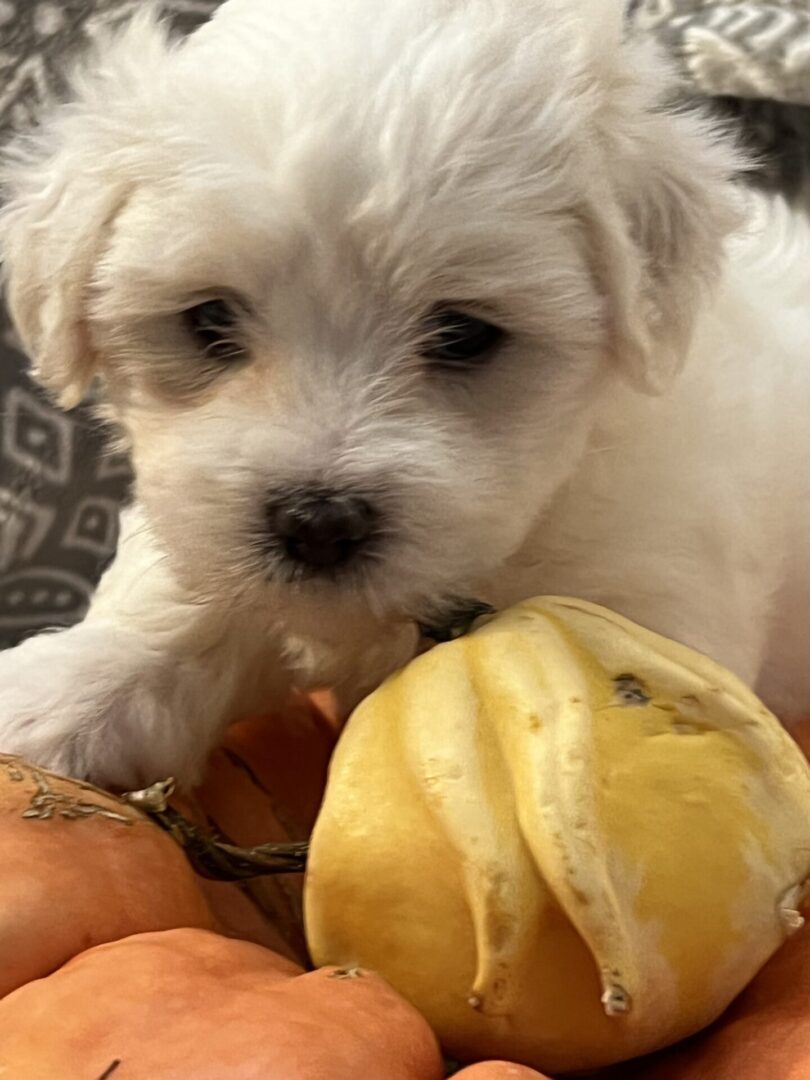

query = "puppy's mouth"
259;537;387;588
261;535;492;633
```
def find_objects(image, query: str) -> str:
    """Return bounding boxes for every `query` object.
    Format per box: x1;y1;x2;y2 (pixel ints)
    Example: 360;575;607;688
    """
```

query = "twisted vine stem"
123;779;309;880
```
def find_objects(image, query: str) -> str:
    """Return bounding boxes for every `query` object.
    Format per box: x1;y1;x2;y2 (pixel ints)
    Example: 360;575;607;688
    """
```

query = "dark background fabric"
0;1;219;647
0;0;807;647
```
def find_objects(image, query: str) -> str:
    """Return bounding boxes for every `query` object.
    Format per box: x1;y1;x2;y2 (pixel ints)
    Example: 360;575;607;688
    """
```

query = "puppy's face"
0;0;739;624
91;133;608;620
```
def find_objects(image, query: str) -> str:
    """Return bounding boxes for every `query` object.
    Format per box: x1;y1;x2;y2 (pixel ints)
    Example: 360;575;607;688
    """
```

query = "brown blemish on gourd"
614;675;651;706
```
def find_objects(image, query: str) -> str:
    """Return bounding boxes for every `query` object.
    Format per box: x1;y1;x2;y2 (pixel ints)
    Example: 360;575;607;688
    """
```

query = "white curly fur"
0;0;808;788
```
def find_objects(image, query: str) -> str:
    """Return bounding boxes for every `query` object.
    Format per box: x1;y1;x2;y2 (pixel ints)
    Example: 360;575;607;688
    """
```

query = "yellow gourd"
305;597;810;1074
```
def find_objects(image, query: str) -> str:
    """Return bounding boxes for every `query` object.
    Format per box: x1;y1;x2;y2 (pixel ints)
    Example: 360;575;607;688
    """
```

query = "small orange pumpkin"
0;754;214;999
0;693;335;1002
454;1063;552;1078
188;692;337;961
0;927;445;1080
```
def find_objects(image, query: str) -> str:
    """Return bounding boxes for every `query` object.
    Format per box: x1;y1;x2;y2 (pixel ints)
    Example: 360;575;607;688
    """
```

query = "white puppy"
0;0;808;790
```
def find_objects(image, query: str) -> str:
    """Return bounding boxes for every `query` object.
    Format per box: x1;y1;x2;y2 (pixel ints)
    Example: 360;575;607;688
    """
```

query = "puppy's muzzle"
266;490;378;570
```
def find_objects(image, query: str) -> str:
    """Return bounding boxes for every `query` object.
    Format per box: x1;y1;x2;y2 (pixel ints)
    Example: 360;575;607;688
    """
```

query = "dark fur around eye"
422;307;504;368
184;299;247;363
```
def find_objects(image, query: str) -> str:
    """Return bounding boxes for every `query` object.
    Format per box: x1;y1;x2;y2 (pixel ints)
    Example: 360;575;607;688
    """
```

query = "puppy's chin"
262;558;472;629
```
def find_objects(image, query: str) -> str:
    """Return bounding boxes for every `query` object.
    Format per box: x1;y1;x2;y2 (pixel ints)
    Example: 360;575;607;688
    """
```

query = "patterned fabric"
0;319;128;637
0;1;220;144
630;0;810;197
0;1;219;647
0;0;808;647
632;0;810;104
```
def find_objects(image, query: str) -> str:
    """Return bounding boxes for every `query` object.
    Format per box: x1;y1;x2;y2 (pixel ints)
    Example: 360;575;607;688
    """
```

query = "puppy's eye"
184;299;246;363
422;307;504;368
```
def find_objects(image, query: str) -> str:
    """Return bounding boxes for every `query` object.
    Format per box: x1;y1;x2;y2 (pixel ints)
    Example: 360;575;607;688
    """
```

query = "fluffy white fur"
0;0;808;789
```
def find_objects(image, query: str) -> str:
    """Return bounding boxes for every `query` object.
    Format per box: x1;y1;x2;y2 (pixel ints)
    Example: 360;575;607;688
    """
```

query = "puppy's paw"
0;625;206;791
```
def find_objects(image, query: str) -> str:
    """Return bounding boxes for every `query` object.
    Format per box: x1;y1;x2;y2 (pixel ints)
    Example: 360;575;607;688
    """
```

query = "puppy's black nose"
267;491;378;568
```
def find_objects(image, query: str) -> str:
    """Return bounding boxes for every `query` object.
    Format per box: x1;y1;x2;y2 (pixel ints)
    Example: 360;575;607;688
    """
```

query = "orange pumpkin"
0;694;335;1002
454;1063;552;1078
184;693;336;962
0;927;445;1080
0;753;214;999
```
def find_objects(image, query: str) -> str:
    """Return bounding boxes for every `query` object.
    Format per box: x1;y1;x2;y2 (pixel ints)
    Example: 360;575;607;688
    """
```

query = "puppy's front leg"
0;507;289;790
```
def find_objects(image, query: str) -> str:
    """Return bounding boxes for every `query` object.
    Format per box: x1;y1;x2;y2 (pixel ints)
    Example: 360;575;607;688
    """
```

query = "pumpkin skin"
305;597;810;1074
187;693;337;962
0;693;335;1000
0;928;445;1080
0;754;214;1000
454;1064;552;1078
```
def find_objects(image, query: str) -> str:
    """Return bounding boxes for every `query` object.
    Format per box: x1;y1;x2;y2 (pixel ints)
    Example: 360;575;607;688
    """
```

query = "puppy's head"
0;0;740;624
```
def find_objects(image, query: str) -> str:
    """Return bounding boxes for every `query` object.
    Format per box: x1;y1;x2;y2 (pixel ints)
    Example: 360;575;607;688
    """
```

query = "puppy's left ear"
0;155;130;409
0;10;173;408
582;19;743;395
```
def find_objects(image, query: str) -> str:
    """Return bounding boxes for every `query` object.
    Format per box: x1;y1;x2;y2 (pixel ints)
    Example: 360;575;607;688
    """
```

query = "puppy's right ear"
0;10;173;408
573;3;743;395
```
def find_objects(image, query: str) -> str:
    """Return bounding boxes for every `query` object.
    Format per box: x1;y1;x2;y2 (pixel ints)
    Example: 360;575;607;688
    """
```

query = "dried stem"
123;780;309;880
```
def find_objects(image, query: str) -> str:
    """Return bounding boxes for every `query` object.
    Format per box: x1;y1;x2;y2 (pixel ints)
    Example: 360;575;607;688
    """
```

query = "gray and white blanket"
0;0;808;647
635;0;810;105
633;0;810;196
